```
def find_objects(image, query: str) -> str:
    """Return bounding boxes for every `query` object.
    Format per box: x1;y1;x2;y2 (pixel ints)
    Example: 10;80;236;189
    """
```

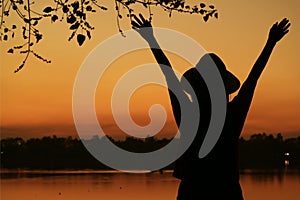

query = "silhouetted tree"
239;133;300;169
0;0;218;72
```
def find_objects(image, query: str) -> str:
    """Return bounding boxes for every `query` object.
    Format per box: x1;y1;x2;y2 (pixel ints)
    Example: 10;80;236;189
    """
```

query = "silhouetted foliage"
0;0;218;72
1;133;299;170
239;133;300;169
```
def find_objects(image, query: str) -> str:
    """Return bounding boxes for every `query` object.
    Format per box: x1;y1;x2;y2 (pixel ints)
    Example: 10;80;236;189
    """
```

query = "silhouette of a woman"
132;15;290;200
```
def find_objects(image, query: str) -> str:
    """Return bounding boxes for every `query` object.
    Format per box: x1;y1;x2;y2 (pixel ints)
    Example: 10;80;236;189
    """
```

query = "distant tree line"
0;133;299;170
239;133;299;169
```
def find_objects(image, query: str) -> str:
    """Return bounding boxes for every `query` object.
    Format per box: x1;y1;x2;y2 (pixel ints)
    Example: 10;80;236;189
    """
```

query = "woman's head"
208;53;240;95
181;53;240;97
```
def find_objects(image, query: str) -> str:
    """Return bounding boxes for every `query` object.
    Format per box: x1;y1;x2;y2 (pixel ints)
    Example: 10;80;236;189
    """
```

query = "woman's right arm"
132;14;189;127
230;18;290;139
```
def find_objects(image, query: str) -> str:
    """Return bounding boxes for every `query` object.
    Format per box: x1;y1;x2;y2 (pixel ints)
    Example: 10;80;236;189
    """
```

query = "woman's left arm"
245;18;290;85
231;18;290;135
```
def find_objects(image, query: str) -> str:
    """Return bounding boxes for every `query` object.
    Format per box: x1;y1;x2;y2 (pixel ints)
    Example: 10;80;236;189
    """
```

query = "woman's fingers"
278;20;290;36
273;18;290;33
283;29;289;36
132;25;139;31
269;18;291;42
133;15;143;26
276;19;291;41
283;22;291;31
139;14;146;23
131;21;140;29
278;18;289;28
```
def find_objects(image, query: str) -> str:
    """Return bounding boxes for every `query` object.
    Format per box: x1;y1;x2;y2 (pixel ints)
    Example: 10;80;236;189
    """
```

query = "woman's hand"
131;14;155;42
268;18;291;44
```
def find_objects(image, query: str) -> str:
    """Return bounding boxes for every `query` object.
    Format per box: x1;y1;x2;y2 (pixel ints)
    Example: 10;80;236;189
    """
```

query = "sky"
1;0;300;139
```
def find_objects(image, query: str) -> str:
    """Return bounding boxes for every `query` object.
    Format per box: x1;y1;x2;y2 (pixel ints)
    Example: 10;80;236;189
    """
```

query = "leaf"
162;0;170;5
67;14;76;24
77;34;86;46
8;48;14;54
180;2;185;8
86;30;91;39
86;5;92;11
43;6;53;13
68;31;76;41
33;20;38;26
24;18;30;23
51;15;58;22
14;62;25;73
36;34;42;43
214;12;218;19
70;22;80;30
82;13;86;20
63;5;69;13
72;1;80;11
14;45;23;49
174;1;180;9
75;10;83;17
200;3;205;8
203;15;209;22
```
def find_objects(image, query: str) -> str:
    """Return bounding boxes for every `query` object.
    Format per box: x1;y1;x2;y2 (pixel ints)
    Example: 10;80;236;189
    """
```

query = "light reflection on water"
240;169;300;200
1;169;300;200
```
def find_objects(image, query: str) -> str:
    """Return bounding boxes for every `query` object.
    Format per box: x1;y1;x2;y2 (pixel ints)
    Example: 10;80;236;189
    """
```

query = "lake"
1;169;299;200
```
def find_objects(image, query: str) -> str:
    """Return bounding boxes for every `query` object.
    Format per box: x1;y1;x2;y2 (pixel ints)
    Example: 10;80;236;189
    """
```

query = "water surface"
1;169;299;200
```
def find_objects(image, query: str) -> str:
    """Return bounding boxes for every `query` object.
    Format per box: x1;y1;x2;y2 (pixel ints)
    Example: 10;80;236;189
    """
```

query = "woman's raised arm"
232;18;290;126
132;14;190;127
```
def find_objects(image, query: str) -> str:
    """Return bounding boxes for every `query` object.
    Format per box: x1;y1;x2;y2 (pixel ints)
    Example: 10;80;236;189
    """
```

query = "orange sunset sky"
1;0;300;139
